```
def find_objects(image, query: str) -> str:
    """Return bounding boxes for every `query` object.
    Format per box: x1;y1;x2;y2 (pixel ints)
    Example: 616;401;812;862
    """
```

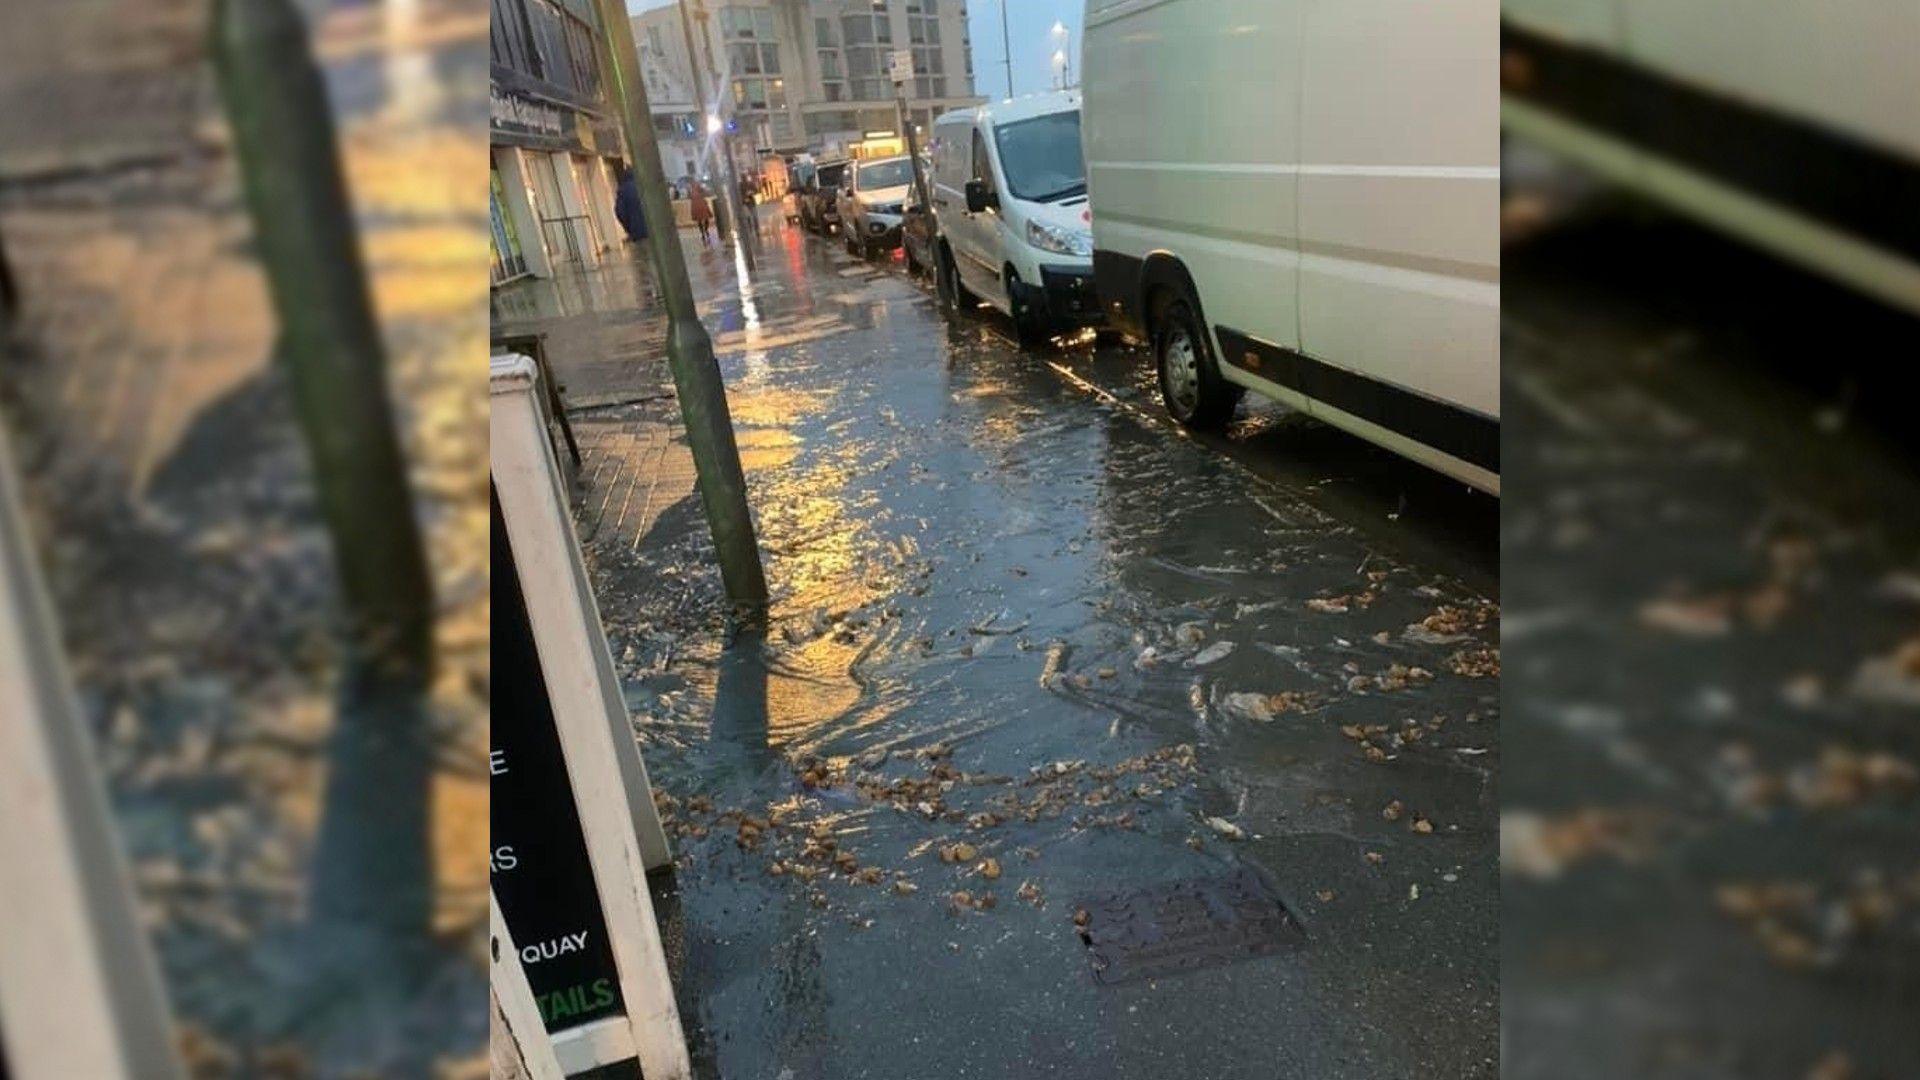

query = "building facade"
638;0;984;168
631;6;716;185
489;0;629;285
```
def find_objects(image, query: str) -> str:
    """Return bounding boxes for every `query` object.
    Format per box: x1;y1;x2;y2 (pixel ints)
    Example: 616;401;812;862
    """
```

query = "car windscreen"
991;110;1085;202
857;158;913;191
818;162;849;187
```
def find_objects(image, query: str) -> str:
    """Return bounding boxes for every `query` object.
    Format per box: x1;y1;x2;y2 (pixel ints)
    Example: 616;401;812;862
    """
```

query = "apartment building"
636;1;984;163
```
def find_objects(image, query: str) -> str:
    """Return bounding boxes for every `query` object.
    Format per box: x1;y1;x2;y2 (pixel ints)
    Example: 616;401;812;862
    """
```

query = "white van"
929;90;1104;346
1082;0;1500;494
1502;1;1920;318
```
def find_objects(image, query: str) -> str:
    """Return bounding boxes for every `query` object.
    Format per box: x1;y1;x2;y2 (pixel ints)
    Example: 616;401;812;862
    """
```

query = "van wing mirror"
964;178;998;213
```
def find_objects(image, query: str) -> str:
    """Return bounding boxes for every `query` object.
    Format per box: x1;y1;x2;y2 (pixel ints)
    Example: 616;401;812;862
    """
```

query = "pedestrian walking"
613;165;648;245
689;181;714;246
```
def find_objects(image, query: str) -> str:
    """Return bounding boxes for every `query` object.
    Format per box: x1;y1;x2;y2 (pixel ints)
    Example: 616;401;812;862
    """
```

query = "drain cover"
1074;867;1303;985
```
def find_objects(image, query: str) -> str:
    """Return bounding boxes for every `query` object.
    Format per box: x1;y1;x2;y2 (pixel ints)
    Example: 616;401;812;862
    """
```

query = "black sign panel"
491;485;625;1033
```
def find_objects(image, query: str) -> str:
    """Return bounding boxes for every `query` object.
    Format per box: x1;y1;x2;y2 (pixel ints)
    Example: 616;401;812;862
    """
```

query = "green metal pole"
597;0;769;609
211;0;436;951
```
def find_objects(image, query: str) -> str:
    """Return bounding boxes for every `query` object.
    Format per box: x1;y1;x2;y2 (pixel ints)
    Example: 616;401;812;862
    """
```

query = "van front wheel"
1155;299;1240;430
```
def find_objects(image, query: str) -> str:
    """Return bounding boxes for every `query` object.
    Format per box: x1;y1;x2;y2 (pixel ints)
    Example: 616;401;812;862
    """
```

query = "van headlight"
1027;219;1092;257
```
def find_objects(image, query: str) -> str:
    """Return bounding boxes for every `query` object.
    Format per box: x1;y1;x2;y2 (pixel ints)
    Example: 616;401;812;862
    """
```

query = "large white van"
1502;1;1920;317
929;90;1104;346
1082;0;1500;494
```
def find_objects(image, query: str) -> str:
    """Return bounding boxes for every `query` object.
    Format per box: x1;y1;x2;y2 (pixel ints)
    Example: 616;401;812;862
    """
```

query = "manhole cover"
1073;867;1303;985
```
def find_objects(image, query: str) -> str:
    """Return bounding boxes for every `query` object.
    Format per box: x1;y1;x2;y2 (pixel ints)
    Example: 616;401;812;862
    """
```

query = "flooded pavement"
1502;155;1920;1079
506;217;1499;1078
2;2;490;1075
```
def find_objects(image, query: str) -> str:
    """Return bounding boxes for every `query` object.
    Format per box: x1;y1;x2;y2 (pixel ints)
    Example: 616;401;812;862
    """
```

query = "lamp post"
1050;21;1071;88
676;0;756;268
595;0;768;608
999;0;1013;98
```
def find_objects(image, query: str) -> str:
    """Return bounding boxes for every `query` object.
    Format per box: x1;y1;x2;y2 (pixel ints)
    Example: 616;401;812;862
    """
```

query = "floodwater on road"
1502;146;1920;1080
551;219;1499;1079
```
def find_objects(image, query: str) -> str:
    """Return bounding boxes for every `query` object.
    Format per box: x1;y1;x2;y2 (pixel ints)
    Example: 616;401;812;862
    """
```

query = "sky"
626;1;1085;100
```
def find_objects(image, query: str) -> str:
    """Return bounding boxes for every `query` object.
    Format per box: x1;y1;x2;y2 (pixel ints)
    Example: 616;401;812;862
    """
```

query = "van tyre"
1007;270;1052;349
938;245;977;313
1155;298;1240;429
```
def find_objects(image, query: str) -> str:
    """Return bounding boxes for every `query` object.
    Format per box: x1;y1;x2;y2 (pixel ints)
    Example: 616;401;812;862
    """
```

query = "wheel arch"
1138;251;1205;346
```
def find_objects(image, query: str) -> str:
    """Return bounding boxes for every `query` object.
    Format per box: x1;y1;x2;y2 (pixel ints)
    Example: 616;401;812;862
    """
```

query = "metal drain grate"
1074;867;1303;985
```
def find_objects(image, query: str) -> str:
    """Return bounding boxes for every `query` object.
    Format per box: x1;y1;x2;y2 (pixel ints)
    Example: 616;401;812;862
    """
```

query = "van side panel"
1295;0;1500;421
1084;0;1303;353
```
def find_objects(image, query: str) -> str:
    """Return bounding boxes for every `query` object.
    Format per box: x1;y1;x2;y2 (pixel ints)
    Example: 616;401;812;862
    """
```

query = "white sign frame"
0;420;184;1080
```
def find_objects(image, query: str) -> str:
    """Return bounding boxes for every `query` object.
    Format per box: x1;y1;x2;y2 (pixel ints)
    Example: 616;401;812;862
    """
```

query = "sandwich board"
490;352;688;1079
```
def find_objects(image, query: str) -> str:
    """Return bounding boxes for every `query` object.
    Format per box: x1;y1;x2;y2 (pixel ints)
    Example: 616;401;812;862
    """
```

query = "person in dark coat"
613;166;648;245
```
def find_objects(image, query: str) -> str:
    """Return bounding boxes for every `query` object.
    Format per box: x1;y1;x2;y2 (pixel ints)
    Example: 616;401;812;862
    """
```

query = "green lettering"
591;978;616;1009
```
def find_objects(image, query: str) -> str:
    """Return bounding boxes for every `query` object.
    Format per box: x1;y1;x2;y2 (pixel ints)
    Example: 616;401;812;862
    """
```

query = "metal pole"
895;94;932;223
676;0;754;267
1001;0;1014;98
0;226;17;321
595;0;769;609
212;0;436;950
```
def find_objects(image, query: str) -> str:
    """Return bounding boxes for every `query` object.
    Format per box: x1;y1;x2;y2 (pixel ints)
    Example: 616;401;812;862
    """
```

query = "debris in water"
1206;816;1247;840
1382;800;1405;822
979;858;1002;880
1187;641;1236;667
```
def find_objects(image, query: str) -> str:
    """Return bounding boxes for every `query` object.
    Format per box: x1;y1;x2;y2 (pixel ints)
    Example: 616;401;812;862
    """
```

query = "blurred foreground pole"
1;225;16;322
594;0;769;609
212;0;436;951
1;423;184;1080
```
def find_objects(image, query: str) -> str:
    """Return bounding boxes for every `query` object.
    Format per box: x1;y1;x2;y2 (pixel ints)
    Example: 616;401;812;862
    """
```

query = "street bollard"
210;0;438;961
596;0;769;610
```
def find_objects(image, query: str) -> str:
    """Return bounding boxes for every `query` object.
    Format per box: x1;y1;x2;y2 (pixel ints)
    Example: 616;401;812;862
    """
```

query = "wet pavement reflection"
517;215;1499;1079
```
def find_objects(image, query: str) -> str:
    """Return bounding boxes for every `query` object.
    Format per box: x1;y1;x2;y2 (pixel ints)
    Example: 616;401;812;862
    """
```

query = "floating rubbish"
1187;641;1236;667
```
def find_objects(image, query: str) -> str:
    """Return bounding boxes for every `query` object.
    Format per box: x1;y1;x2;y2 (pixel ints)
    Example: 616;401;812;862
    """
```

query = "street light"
706;113;723;135
1050;21;1071;88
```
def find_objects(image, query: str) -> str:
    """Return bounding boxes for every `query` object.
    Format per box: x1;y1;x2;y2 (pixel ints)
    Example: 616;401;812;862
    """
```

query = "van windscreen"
992;110;1085;202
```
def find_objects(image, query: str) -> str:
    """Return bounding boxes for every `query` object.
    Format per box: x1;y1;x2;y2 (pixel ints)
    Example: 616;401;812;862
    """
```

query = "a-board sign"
490;486;625;1033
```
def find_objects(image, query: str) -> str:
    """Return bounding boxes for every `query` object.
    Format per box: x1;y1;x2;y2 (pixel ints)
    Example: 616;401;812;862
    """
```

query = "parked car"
929;90;1101;347
1502;1;1919;317
837;155;914;258
1083;0;1499;494
902;193;936;278
800;158;850;234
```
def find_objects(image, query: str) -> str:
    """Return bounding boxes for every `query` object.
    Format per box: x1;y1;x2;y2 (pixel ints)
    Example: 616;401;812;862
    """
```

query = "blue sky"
626;1;1084;99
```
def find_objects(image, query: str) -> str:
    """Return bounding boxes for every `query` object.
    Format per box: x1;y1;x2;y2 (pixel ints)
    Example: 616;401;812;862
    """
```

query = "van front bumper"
1013;264;1105;329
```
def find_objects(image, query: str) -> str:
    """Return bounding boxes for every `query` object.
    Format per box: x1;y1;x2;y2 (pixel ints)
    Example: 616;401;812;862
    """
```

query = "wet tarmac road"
1501;152;1920;1079
559;218;1499;1079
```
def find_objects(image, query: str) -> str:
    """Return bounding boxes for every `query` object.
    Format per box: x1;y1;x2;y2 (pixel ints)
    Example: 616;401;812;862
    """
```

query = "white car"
1083;0;1500;494
836;155;914;259
929;90;1103;346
